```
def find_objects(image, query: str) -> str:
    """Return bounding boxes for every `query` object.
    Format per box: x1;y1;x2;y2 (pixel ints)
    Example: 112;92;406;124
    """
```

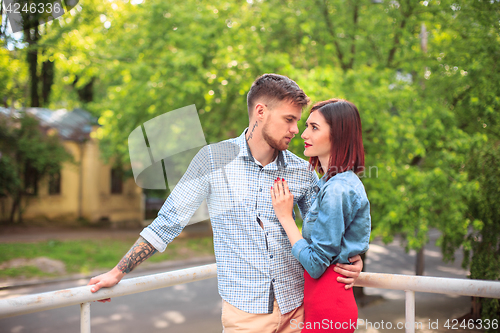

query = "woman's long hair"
308;99;365;180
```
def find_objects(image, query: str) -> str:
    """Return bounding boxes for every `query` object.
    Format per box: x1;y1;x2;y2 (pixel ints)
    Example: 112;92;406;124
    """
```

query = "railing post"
80;302;91;333
405;290;415;333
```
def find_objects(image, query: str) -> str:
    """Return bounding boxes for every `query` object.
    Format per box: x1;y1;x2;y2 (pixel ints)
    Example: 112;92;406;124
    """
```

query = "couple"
89;74;371;333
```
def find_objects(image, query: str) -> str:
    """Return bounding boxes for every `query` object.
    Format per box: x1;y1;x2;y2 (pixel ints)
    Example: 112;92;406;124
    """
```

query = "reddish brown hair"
308;98;365;179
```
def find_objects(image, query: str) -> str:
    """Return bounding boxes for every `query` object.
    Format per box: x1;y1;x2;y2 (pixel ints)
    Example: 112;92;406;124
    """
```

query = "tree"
0;0;79;107
459;142;500;322
0;113;72;223
425;0;500;323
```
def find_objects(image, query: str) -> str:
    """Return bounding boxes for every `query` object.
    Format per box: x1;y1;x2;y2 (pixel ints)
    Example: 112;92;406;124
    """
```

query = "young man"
88;74;363;333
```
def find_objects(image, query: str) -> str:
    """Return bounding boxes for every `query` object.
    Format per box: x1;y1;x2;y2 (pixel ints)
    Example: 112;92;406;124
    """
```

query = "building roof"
0;107;98;141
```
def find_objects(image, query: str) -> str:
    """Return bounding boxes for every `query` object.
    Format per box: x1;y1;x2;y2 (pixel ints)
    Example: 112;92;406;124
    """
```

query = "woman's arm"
272;178;367;282
271;177;345;279
292;181;350;279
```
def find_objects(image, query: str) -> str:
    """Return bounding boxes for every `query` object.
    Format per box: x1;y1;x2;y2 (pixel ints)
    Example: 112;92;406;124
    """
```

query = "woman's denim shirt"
291;170;371;279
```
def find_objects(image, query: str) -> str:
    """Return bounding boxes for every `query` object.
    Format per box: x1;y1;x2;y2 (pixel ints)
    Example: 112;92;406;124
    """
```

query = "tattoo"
247;121;258;141
116;236;157;274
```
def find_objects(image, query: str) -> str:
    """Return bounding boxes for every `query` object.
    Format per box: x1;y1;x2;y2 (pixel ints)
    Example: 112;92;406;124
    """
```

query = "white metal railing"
0;263;218;332
0;264;499;333
355;273;500;333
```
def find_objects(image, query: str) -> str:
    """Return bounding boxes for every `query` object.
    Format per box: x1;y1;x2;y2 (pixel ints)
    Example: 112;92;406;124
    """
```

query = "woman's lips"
304;143;312;148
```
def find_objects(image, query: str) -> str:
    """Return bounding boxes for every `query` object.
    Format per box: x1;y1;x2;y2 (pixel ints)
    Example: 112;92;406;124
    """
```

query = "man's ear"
254;102;266;121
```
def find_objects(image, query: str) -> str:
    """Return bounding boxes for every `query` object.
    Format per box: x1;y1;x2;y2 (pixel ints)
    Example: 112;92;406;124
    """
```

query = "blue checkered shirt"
141;130;319;314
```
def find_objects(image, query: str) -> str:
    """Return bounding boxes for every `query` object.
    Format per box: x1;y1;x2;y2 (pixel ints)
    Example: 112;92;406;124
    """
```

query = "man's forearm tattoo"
247;121;258;141
116;236;157;274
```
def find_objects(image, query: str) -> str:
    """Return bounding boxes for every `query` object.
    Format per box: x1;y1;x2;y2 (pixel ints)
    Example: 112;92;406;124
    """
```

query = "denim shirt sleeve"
292;179;370;279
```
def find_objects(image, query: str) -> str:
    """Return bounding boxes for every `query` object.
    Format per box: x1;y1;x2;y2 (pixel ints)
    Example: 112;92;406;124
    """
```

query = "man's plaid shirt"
141;130;319;314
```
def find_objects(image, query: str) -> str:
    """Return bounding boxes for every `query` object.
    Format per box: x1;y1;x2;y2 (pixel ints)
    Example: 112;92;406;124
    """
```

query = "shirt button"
266;232;269;235
258;213;261;217
272;278;275;282
259;188;262;192
270;255;273;259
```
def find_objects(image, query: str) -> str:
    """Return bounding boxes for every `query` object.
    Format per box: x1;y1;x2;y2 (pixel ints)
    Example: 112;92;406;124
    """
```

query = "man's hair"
247;74;310;118
308;99;365;179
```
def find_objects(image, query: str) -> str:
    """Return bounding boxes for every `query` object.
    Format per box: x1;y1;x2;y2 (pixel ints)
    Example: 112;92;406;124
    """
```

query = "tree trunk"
41;59;55;106
73;76;95;103
26;26;40;107
416;246;425;276
9;192;20;223
471;297;481;319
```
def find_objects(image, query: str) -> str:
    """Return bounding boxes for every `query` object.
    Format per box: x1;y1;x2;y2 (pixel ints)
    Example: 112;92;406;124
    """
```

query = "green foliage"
459;142;500;323
0;113;72;222
421;0;500;321
287;65;473;253
0;117;21;197
0;43;29;108
0;153;21;197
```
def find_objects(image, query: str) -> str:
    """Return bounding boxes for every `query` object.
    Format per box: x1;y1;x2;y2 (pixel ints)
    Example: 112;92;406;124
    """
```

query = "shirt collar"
318;173;328;187
236;129;288;170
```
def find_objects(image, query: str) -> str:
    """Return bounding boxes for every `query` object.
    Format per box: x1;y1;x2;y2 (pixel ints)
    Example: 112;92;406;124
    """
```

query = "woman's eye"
312;126;318;130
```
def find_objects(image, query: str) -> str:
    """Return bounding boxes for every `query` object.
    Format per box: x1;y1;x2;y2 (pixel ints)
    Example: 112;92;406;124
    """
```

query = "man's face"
261;100;302;151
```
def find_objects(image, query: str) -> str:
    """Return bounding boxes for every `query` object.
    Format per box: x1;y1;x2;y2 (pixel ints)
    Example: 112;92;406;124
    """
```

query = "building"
0;107;144;226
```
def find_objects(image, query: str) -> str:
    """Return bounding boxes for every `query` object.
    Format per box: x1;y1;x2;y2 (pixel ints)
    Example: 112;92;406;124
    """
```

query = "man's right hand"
86;236;157;303
87;267;125;303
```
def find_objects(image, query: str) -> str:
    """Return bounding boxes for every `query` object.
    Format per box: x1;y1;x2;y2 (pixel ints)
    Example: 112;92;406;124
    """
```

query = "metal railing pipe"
355;272;500;298
405;290;415;333
80;302;90;333
0;263;217;319
1;268;499;322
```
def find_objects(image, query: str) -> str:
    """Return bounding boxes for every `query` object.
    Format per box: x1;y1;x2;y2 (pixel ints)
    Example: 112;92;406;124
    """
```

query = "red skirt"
302;268;358;332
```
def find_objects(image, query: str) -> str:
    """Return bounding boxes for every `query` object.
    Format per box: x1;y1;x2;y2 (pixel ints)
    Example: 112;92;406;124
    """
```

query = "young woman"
271;99;371;332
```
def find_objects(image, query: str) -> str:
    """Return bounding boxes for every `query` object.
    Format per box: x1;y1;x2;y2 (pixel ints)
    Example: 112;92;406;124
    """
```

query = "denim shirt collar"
317;170;356;193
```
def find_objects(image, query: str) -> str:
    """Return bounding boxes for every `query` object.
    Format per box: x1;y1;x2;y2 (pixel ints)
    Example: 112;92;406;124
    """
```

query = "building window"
48;172;61;195
24;164;39;196
111;167;123;194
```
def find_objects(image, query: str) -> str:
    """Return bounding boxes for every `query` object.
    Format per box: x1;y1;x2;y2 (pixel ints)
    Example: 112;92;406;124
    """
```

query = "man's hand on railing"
333;254;363;290
87;267;126;303
87;236;157;303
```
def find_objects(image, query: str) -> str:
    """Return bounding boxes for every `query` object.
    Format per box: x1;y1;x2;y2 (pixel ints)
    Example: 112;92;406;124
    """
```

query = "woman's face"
301;110;331;159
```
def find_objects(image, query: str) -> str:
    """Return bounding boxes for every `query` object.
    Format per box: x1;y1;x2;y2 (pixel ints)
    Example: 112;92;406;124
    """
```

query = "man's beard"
262;122;288;151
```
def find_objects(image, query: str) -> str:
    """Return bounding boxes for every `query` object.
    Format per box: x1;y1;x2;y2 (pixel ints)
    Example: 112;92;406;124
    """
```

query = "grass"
1;266;55;279
0;236;214;280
